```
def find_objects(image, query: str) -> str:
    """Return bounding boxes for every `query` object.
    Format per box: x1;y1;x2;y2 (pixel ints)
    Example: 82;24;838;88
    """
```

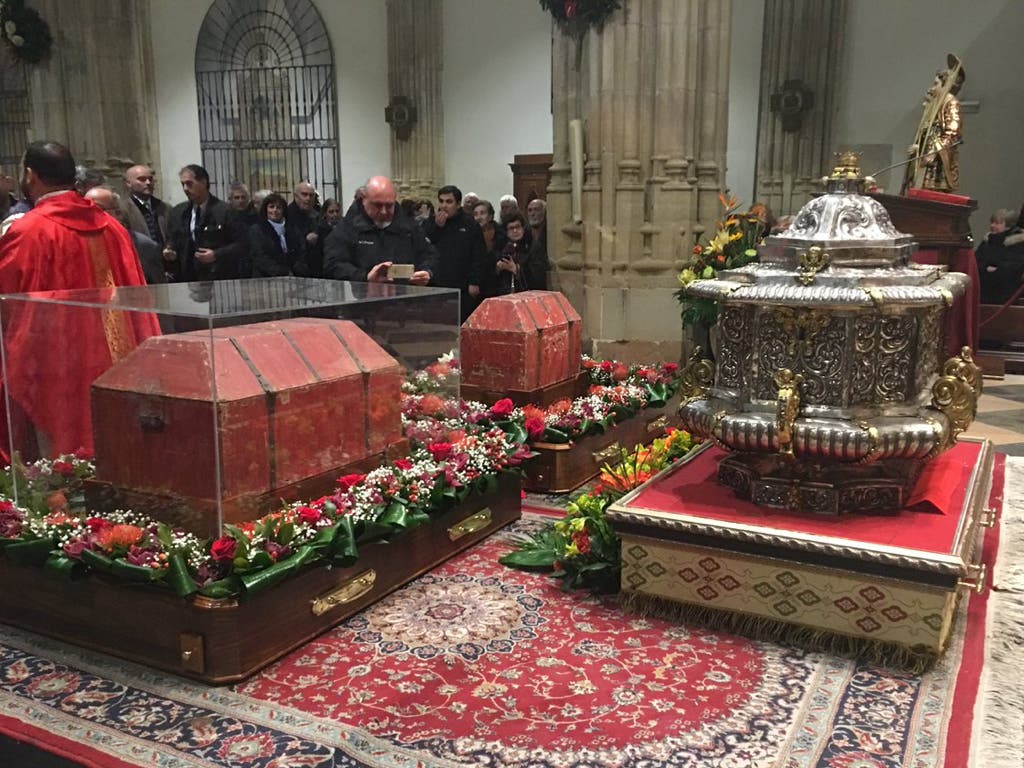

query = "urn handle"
774;369;804;455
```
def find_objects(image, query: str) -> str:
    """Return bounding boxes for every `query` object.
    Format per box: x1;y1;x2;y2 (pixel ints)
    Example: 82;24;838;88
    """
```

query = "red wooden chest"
90;318;404;532
461;291;582;394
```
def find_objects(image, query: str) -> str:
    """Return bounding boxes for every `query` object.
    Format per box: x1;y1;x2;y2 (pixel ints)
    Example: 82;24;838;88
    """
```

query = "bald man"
119;164;170;246
86;186;166;285
323;175;437;285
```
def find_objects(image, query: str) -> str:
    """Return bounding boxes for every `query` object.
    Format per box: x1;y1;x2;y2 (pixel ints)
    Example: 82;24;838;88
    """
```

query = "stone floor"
966;374;1024;455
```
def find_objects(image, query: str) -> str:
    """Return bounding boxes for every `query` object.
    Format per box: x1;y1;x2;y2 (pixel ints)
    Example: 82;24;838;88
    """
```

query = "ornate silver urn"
677;153;981;514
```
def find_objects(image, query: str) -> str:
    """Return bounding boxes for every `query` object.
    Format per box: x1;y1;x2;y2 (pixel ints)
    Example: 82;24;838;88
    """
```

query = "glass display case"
0;277;461;537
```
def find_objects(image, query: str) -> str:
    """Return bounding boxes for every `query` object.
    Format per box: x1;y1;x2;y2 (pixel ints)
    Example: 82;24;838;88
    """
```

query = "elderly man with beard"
323;175;437;285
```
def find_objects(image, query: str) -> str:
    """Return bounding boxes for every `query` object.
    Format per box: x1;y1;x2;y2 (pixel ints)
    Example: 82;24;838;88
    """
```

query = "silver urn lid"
677;152;981;515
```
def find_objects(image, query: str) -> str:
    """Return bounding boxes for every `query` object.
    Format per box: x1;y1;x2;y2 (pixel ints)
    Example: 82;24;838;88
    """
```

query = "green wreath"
1;0;53;64
539;0;622;37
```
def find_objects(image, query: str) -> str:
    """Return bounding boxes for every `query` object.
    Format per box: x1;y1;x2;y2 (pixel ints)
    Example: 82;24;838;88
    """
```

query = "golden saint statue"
903;54;966;194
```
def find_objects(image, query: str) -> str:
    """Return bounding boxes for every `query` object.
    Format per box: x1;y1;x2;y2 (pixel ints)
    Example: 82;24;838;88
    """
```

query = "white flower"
4;21;17;37
10;34;23;47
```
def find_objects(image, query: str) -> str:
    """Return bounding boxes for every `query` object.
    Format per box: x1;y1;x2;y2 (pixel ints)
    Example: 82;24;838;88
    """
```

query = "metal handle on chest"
593;442;622;465
311;569;376;615
448;508;492;541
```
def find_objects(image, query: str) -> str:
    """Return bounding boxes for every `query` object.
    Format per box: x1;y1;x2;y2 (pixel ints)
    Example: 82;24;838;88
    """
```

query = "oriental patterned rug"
0;459;1019;768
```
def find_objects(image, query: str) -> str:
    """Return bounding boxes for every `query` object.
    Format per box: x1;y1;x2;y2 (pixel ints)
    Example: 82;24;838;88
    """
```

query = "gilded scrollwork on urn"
675;152;972;515
931;347;982;443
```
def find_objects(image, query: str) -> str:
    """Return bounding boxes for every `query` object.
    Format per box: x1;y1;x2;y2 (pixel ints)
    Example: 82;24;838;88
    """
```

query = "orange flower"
521;404;545;422
95;524;144;553
418;394;446;415
45;491;69;515
549;398;572;416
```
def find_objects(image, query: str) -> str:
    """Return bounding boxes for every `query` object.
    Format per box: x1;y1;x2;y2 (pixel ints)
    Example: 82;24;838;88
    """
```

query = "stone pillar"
548;0;732;362
25;0;160;182
754;0;847;218
386;0;444;200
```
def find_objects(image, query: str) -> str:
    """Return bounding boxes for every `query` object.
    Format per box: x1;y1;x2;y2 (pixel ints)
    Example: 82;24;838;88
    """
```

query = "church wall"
441;0;553;204
833;0;1023;236
149;0;389;205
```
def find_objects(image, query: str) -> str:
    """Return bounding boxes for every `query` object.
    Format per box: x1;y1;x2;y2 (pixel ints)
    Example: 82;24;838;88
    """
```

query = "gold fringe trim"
620;591;938;674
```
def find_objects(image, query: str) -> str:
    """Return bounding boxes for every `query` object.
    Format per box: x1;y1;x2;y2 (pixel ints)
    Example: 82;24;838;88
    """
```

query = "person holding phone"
322;175;437;285
484;213;547;297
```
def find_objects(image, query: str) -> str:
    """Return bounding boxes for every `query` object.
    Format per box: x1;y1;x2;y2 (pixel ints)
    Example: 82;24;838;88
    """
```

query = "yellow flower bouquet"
675;193;763;327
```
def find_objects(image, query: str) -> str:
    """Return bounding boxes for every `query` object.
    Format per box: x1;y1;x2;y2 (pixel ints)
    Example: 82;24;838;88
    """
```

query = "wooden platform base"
0;472;521;684
523;397;680;493
606;439;993;669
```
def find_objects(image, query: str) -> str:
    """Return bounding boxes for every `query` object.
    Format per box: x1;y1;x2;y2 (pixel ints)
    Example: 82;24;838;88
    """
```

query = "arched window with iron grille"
195;0;339;203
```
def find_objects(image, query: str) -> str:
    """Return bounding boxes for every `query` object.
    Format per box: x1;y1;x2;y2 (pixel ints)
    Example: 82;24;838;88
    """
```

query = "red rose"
52;460;74;475
692;245;703;255
572;530;591;554
393;458;414;470
336;473;366;492
210;536;237;563
663;363;679;374
428;442;454;461
525;417;546;441
490;398;515;418
297;506;321;524
611;363;629;381
85;517;112;532
582;358;597;369
599;361;613;372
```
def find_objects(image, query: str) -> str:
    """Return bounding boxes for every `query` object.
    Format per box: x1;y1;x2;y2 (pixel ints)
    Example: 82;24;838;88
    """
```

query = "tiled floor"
966;374;1024;455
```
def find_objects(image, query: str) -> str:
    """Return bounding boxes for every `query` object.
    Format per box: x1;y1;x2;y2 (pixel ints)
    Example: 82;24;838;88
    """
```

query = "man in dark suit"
164;164;246;281
119;164;170;247
85;186;166;285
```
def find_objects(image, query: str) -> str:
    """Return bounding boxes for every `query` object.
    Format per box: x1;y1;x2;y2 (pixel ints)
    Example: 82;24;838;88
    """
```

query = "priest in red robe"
0;141;159;463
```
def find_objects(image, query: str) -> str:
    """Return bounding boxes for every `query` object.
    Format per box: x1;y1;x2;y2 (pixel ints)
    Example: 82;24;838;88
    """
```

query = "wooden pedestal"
523;398;680;493
0;472;521;684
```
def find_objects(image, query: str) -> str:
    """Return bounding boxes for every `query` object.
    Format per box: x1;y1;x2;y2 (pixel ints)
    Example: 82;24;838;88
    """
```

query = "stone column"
548;0;733;362
386;0;444;200
25;0;160;182
754;0;847;218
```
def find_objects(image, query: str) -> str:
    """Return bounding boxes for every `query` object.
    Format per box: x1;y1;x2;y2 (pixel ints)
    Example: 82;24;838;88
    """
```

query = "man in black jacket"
164;164;246;281
323;176;437;285
422;184;487;321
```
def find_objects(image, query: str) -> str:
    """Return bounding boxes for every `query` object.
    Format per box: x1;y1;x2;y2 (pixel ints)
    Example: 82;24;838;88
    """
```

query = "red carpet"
0;461;1004;768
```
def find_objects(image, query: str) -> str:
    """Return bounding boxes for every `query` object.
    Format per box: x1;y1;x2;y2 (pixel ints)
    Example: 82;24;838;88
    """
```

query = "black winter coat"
248;219;308;277
322;208;439;282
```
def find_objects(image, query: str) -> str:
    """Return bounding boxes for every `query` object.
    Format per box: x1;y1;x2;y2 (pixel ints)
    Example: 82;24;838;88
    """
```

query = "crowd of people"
0;141;549;323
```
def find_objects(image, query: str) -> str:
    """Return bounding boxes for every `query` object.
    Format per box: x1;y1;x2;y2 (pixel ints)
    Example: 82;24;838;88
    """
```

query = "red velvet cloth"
628;440;985;556
0;192;160;462
914;246;978;355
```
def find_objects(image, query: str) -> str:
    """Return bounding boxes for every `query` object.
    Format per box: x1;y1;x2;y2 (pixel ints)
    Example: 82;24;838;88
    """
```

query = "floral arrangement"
520;358;680;444
500;427;697;592
675;193;763;327
0;395;531;600
0;0;52;64
401;351;460;395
